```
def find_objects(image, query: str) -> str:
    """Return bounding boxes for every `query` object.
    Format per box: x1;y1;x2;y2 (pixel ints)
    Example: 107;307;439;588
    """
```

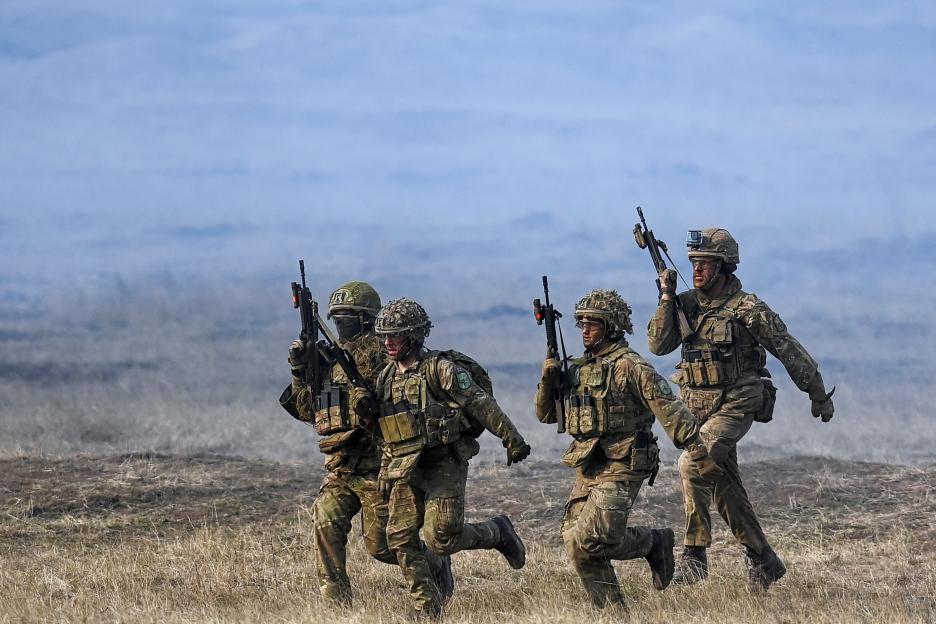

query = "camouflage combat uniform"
374;298;530;616
535;289;712;609
280;283;449;605
647;228;834;590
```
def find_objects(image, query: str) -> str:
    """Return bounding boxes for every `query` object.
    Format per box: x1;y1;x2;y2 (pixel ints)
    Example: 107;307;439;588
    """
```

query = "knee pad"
425;526;460;555
424;498;464;555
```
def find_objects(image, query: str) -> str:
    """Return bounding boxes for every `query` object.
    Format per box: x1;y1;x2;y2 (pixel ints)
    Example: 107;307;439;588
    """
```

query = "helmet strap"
585;320;611;354
700;260;725;292
393;337;422;362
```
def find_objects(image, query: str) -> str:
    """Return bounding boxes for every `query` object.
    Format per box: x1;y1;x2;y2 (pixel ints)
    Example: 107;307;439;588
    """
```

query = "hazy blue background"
1;1;934;462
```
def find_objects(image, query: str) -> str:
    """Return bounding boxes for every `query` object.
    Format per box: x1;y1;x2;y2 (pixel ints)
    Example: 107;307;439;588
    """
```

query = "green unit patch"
455;369;472;390
656;379;673;397
772;316;787;333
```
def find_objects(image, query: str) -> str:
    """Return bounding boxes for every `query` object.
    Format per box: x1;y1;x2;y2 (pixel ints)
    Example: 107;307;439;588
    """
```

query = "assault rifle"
533;275;569;433
633;206;694;342
280;260;377;420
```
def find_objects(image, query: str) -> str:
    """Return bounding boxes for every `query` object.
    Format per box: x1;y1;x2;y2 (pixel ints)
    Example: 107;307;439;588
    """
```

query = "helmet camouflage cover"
687;227;740;265
574;289;633;335
328;281;381;317
374;298;432;341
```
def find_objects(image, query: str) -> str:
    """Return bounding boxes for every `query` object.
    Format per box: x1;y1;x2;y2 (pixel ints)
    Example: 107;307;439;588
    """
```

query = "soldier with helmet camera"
648;228;835;591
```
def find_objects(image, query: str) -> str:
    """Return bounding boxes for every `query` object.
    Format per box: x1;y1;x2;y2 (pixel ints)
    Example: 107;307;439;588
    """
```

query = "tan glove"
686;439;723;482
377;465;393;498
288;339;308;377
659;269;677;297
541;357;561;388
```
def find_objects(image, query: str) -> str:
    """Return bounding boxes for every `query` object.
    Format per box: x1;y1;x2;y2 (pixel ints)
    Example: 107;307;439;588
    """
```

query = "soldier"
648;228;835;591
280;282;453;607
535;289;720;611
373;298;532;618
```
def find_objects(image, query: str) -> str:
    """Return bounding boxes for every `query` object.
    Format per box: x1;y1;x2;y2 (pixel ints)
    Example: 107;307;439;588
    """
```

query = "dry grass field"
1;454;934;623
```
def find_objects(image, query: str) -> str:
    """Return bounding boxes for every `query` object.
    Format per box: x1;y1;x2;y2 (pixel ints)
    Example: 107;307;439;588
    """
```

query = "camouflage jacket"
284;331;387;474
647;275;819;408
376;348;525;479
535;340;700;486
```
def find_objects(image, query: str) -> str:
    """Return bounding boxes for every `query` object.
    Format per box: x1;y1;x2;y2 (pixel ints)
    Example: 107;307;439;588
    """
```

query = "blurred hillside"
2;2;934;461
1;215;933;462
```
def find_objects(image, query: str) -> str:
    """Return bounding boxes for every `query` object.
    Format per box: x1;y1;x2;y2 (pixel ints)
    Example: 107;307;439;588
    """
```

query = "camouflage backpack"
375;349;493;439
426;350;491;437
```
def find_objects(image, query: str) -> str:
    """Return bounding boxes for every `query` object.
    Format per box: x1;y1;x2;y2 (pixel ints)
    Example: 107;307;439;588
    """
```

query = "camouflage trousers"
677;409;769;554
387;451;502;613
313;470;397;605
562;477;654;608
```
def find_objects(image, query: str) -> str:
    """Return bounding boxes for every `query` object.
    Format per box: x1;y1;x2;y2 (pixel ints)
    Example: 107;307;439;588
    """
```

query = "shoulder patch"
656;379;674;397
455;368;472;390
772;315;787;333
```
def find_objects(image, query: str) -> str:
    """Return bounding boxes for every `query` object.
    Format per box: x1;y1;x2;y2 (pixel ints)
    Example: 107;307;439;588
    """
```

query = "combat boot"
433;554;455;606
745;545;786;593
491;515;526;569
644;528;676;590
671;546;708;585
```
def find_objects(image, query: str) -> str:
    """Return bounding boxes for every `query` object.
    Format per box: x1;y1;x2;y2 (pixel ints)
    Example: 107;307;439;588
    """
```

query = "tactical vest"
376;353;473;457
312;381;360;436
565;344;654;438
311;332;385;437
679;294;766;388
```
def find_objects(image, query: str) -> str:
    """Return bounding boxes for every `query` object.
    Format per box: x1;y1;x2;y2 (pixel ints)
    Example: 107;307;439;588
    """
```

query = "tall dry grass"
1;454;934;623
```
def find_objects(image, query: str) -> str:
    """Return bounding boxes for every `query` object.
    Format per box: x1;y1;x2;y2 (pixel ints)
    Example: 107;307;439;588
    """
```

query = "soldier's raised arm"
647;273;688;356
534;358;562;424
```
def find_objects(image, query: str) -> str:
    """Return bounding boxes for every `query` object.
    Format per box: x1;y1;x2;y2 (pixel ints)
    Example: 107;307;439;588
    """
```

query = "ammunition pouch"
566;394;599;436
682;387;725;421
565;394;645;438
680;297;766;388
565;346;651;438
630;430;660;474
377;401;468;457
681;347;740;387
313;382;357;435
382;452;422;481
754;374;777;423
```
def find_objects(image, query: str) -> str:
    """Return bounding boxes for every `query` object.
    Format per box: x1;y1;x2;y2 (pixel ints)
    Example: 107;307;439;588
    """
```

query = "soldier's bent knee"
706;438;733;465
677;450;696;477
563;530;597;567
424;525;461;555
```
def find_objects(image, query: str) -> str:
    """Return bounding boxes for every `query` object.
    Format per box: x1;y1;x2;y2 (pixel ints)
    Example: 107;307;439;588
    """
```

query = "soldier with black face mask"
281;282;453;608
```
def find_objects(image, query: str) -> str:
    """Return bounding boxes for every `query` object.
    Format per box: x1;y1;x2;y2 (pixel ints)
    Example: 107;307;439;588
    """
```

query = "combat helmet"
574;289;634;336
686;228;740;265
328;281;382;319
374;298;433;342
